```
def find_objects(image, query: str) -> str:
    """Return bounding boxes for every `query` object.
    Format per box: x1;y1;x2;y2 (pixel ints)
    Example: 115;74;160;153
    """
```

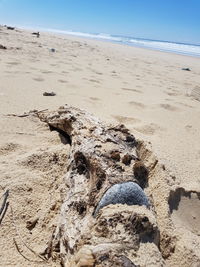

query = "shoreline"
3;24;200;58
30;28;200;58
49;31;200;58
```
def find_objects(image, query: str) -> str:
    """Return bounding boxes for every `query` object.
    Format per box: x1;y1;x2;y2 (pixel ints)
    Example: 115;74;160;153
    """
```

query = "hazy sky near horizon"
0;0;199;44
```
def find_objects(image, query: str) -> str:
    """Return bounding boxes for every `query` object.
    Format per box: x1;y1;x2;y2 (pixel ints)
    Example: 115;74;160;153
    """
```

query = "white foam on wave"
45;28;123;42
129;39;200;57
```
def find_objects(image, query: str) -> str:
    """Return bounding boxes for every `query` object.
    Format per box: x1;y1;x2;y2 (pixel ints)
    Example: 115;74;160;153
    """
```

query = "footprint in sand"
73;67;82;72
129;101;146;109
4;70;17;74
164;90;181;97
176;102;194;108
41;70;53;74
95;71;103;75
58;61;68;64
6;61;21;66
123;81;129;85
136;85;143;89
58;79;68;83
189;86;200;102
122;88;142;94
30;59;40;63
134;123;161;136
90;97;100;101
160;103;180;111
33;77;45;82
165;98;173;102
112;115;141;125
185;125;193;131
89;79;100;83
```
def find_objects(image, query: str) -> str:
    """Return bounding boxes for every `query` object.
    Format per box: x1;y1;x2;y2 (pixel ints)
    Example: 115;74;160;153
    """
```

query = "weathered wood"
38;105;163;267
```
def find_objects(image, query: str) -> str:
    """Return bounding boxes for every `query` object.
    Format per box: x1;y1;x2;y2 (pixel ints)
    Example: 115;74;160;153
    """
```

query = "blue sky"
0;0;199;44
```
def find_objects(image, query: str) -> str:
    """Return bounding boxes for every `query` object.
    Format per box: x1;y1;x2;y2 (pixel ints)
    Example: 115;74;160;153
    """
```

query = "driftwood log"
38;105;164;267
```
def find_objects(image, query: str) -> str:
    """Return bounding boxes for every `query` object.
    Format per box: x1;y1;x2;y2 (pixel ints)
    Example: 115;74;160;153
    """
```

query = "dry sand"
0;26;200;266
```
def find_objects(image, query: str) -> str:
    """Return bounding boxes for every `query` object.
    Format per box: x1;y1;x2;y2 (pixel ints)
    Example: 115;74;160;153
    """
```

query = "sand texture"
0;26;200;266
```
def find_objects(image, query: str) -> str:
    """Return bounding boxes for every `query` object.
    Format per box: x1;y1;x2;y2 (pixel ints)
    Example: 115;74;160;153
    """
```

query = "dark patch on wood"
74;151;89;175
133;161;149;188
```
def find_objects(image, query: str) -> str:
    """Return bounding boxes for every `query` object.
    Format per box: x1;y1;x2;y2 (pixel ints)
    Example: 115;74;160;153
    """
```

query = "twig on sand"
10;206;47;263
0;190;9;225
13;238;43;263
0;202;9;224
5;109;48;118
40;227;56;259
36;109;48;113
0;190;9;214
5;113;30;118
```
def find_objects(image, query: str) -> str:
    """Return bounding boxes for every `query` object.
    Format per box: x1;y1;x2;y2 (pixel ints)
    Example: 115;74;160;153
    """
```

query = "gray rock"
94;181;149;216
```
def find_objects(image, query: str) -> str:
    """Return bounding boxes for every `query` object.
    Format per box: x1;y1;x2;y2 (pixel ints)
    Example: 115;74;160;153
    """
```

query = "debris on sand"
182;67;191;71
0;44;7;50
32;32;40;38
43;92;56;96
6;26;15;30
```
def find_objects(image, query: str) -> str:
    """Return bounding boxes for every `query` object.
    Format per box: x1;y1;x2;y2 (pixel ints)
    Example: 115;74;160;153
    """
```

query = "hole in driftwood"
77;202;87;215
133;161;149;189
73;151;89;175
49;125;72;145
96;167;106;190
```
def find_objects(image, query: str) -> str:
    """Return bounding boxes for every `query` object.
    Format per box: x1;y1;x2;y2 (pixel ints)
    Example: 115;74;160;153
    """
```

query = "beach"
0;26;200;266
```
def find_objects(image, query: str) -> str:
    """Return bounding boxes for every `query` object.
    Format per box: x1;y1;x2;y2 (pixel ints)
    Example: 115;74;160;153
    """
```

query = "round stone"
94;181;149;216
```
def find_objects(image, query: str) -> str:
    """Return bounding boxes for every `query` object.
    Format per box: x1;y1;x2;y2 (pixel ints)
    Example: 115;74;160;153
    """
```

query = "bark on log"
38;105;164;267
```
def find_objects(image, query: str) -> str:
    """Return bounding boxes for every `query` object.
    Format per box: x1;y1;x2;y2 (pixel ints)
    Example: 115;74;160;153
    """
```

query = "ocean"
44;29;200;58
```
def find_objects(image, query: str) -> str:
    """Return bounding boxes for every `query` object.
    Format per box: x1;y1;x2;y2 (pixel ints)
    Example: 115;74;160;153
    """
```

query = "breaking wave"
41;28;200;57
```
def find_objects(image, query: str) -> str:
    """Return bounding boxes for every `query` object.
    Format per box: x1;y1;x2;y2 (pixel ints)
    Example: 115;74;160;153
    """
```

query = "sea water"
45;29;200;58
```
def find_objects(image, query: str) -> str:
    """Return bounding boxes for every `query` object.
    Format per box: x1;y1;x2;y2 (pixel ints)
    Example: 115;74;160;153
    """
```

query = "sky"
0;0;199;44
